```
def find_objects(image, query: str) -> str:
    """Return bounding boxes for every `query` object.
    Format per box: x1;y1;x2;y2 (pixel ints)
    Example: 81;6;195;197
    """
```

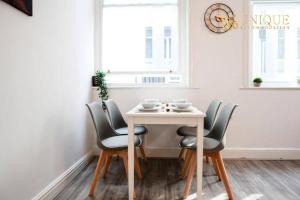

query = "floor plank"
54;158;300;200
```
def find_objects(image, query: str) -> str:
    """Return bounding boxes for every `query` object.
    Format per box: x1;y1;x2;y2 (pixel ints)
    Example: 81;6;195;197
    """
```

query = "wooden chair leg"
120;152;129;176
206;156;210;163
134;149;143;179
139;145;147;161
183;148;188;160
103;155;112;178
183;152;196;199
211;156;221;181
215;152;234;200
89;151;106;196
178;148;185;160
180;150;192;178
184;150;196;178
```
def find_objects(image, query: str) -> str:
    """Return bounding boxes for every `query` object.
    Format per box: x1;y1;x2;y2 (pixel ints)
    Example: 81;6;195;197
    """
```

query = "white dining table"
126;104;205;200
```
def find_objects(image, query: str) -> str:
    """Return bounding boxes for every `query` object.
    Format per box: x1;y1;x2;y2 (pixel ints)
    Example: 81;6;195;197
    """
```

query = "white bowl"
172;99;187;103
175;102;192;109
144;99;160;103
141;102;156;109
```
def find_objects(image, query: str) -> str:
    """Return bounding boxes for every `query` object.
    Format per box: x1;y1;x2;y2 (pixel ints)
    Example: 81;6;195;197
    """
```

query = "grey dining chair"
176;100;222;160
179;103;238;200
104;99;148;160
86;101;143;197
177;99;222;137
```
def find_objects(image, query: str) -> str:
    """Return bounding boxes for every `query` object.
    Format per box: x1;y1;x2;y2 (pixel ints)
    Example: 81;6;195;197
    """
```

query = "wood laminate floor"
54;157;300;200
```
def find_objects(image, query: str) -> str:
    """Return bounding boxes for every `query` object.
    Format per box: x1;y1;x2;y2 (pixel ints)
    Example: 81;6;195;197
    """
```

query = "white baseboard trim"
144;147;300;160
94;146;300;160
222;148;300;160
93;146;180;158
32;151;94;200
144;147;181;158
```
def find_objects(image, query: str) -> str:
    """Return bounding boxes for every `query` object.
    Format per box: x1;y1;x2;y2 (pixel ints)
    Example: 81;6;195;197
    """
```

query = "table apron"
127;116;202;125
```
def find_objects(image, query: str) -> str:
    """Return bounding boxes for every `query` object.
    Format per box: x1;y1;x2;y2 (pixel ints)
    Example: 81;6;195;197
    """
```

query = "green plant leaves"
96;70;109;108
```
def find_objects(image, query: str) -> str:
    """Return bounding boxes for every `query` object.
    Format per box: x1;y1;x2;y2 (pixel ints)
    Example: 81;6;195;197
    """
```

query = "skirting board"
31;151;94;200
223;148;300;160
93;146;181;158
94;146;300;160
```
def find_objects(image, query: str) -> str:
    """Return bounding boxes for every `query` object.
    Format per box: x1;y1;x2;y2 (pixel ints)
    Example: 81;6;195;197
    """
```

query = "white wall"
0;0;299;199
95;0;300;159
0;0;95;199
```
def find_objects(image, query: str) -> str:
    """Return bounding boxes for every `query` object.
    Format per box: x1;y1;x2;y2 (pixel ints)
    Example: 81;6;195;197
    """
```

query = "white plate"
172;107;193;112
138;106;159;112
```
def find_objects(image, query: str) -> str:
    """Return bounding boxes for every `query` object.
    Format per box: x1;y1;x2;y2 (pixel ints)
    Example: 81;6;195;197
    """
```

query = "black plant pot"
92;76;99;87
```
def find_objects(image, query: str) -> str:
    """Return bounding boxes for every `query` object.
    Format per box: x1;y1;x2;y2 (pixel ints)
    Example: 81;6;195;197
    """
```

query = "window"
259;29;267;73
145;27;153;62
277;29;285;73
100;0;188;86
164;26;172;61
297;27;300;73
250;1;300;86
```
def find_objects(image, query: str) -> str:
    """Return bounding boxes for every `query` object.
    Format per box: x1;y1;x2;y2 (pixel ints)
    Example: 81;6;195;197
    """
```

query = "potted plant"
253;77;263;87
95;70;109;108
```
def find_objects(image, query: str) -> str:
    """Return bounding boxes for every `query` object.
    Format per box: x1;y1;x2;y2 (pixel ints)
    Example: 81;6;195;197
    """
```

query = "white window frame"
94;0;190;88
245;0;300;88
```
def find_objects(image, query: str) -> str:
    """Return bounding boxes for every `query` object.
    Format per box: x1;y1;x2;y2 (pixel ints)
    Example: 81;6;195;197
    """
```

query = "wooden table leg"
197;118;204;200
127;117;135;200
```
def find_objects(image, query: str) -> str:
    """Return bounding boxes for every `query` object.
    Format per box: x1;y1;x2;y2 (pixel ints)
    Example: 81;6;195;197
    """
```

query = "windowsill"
240;83;300;90
92;84;199;89
240;86;300;90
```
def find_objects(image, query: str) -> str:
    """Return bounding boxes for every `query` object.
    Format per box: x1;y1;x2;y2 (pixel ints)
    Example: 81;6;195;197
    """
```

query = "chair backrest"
104;99;128;130
207;103;238;142
86;102;117;148
204;100;222;130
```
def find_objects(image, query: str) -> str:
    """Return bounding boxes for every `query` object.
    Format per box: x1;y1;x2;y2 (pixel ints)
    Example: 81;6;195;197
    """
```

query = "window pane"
145;38;153;59
164;26;172;60
164;26;171;37
145;27;152;37
259;29;267;73
251;1;300;83
277;30;285;59
102;2;178;72
297;27;300;59
145;27;153;60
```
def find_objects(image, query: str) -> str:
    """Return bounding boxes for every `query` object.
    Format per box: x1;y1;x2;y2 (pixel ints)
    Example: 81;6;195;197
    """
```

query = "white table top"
126;104;205;118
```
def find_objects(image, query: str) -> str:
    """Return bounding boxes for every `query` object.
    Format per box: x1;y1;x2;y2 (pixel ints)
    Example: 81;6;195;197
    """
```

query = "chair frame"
180;150;233;200
177;100;222;161
89;149;143;197
104;99;148;161
179;103;237;199
86;102;143;197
